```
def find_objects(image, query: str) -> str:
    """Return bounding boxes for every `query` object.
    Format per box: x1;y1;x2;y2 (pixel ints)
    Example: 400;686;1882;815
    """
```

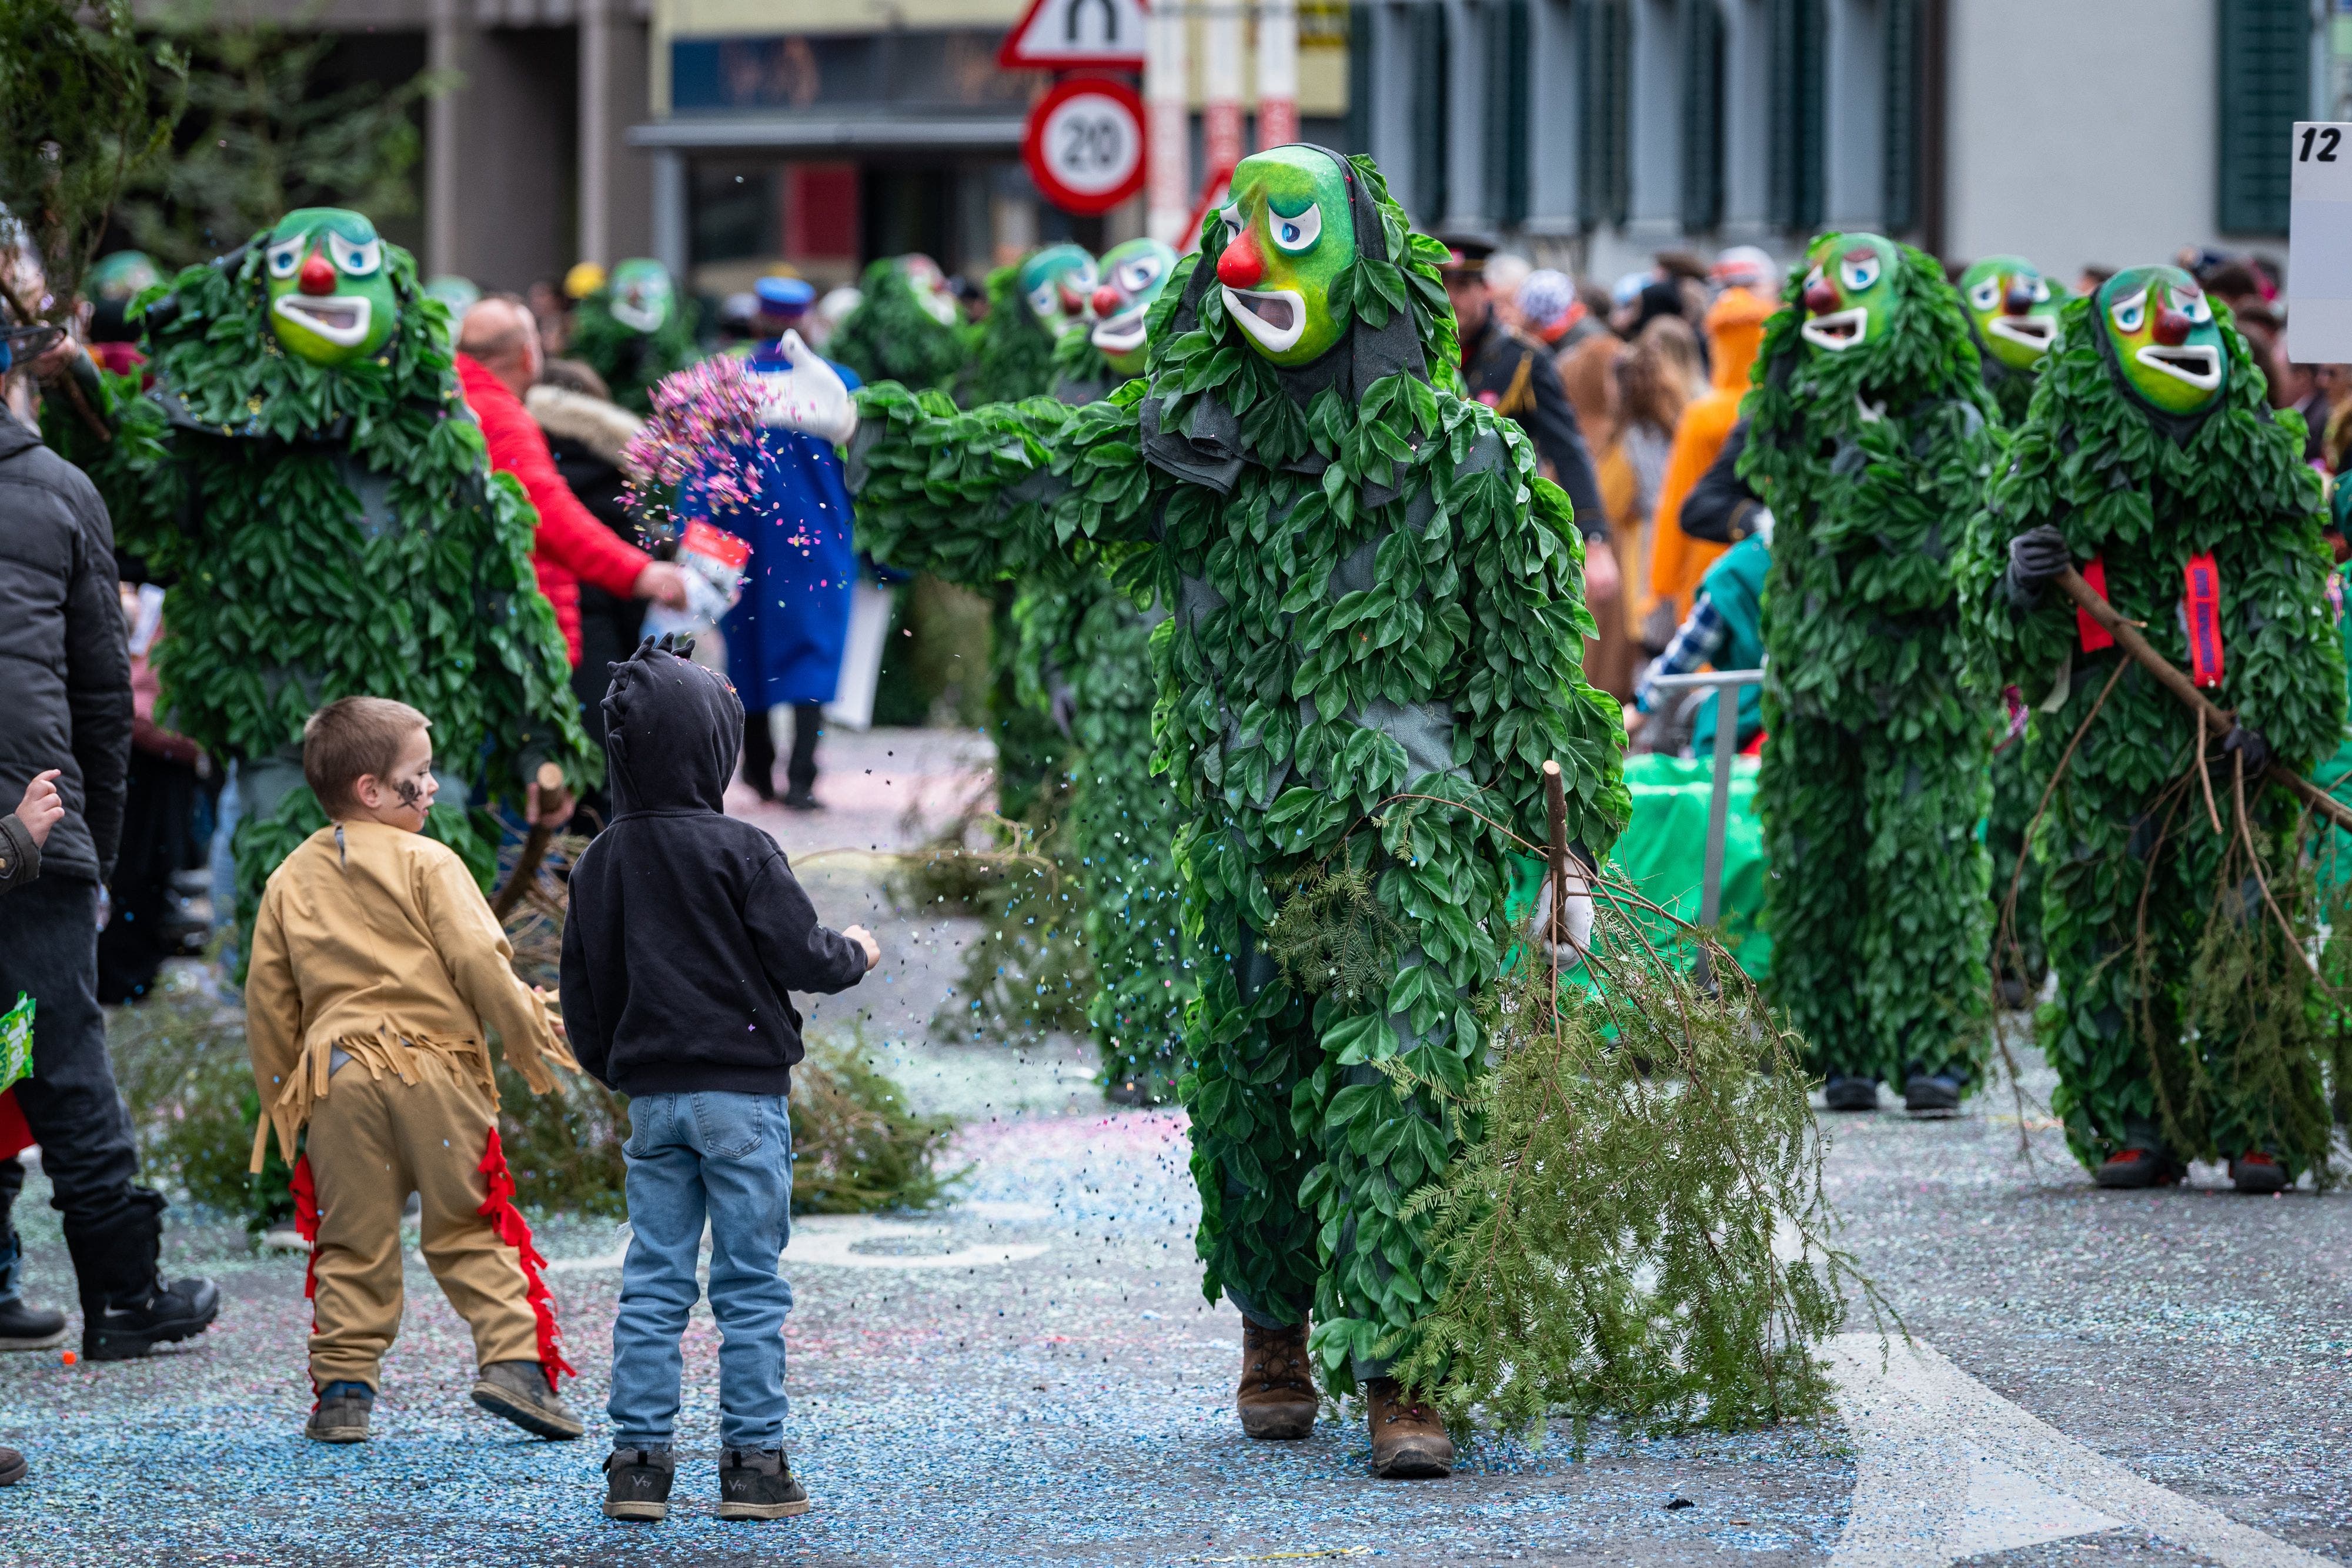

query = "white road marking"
1827;1334;2331;1567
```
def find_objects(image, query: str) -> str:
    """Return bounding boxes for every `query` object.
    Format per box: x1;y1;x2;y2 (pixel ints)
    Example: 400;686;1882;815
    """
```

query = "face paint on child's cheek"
394;777;427;814
1214;147;1357;367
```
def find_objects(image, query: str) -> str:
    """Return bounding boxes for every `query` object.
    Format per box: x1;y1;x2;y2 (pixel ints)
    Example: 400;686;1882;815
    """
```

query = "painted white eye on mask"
2030;276;2052;302
2174;289;2213;325
1117;256;1161;293
329;232;382;276
2109;289;2147;333
266;237;306;279
1968;279;2001;312
1219;203;1243;243
1839;255;1881;292
1269;204;1321;253
1027;283;1059;317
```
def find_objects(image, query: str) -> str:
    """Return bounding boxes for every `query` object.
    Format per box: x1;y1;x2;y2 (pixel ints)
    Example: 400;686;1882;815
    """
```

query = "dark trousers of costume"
1758;710;1991;1085
98;749;205;1005
0;874;168;1317
741;704;823;800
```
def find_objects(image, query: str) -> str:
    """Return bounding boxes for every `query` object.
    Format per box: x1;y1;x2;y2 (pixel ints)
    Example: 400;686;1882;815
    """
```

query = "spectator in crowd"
1516;269;1592;365
1709;245;1779;302
456;297;687;671
2200;260;2290;407
1484;251;1533;332
0;379;220;1369
530;357;649;831
1596;317;1703;664
0;766;62;1489
1649;270;1775;630
1438;236;1615;611
2075;264;2116;299
96;582;210;1004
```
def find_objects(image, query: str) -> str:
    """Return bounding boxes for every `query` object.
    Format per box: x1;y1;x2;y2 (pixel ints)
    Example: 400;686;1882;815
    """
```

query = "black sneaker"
718;1447;811;1520
83;1276;219;1362
1903;1072;1965;1117
304;1380;375;1443
1822;1075;1881;1112
0;1296;69;1352
2093;1147;2180;1189
779;791;825;813
603;1446;676;1521
2229;1152;2291;1194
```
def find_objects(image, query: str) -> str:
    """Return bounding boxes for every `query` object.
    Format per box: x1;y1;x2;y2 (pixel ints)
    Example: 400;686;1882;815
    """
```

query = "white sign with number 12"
2289;122;2352;363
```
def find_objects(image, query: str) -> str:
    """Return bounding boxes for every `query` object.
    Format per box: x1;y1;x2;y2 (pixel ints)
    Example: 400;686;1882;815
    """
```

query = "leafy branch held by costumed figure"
1963;265;2346;1191
52;208;594;950
1959;255;2070;1005
851;146;1865;1476
1740;232;2000;1118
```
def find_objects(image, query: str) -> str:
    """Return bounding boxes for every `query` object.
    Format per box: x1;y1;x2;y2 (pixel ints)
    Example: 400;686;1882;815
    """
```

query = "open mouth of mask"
1221;286;1305;353
273;295;374;346
2135;343;2221;390
1799;306;1867;352
1986;315;2053;351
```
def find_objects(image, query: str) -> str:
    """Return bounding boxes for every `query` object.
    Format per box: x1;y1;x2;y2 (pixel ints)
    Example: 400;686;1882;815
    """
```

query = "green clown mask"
1214;146;1358;366
262;208;397;366
1959;255;2062;372
1797;233;1899;355
2097;265;2226;416
1018;243;1098;333
1088;238;1178;376
901;255;963;329
88;250;162;304
607;258;674;335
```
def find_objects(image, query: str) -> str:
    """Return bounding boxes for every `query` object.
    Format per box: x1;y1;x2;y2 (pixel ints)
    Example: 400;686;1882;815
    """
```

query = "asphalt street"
0;728;2343;1566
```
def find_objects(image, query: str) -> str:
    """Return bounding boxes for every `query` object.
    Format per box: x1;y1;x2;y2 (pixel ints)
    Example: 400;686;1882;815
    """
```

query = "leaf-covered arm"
1964;419;2079;702
847;381;1084;587
2215;478;2345;773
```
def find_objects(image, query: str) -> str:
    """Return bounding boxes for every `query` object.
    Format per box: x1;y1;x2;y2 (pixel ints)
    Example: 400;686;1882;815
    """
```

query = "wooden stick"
2053;566;2352;835
1541;759;1569;950
492;824;553;921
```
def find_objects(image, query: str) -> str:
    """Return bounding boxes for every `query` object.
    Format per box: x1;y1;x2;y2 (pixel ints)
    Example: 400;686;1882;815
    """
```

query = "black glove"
2003;526;2072;606
2221;724;2272;779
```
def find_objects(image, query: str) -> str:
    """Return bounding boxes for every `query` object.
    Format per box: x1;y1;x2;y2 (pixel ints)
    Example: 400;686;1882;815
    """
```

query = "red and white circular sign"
1023;78;1147;216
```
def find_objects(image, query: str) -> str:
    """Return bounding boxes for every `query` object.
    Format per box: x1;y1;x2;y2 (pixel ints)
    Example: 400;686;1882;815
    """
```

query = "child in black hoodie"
561;636;876;1523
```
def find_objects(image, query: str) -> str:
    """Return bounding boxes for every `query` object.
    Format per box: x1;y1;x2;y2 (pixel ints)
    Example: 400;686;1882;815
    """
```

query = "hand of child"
12;771;63;848
843;924;880;971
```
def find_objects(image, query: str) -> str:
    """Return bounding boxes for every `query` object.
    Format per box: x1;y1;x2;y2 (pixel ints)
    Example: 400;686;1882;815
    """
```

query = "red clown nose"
1218;229;1265;290
2153;305;2192;346
298;251;337;296
1091;284;1121;317
1802;276;1839;316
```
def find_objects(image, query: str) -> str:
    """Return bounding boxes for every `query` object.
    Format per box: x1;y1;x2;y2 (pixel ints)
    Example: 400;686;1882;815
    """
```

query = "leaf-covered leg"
1180;904;1321;1326
1858;712;1991;1088
1987;738;2047;988
1758;713;1873;1081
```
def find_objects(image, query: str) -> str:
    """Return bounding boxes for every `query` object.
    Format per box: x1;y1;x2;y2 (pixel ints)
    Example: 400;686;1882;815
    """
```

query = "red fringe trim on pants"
476;1126;575;1389
290;1152;321;1396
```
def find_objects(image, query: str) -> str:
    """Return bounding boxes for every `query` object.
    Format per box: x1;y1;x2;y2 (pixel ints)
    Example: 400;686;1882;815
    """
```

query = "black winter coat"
559;638;868;1097
0;413;131;884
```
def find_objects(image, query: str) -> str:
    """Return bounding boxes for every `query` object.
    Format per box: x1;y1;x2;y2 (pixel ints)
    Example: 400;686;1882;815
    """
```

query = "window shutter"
1579;0;1629;229
2216;0;2306;235
1767;0;1825;232
1486;0;1533;226
1411;1;1452;227
1681;0;1725;233
1345;1;1374;154
1882;0;1919;233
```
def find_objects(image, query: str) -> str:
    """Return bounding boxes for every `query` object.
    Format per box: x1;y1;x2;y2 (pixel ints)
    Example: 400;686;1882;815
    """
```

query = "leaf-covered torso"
828;260;971;393
570;291;700;414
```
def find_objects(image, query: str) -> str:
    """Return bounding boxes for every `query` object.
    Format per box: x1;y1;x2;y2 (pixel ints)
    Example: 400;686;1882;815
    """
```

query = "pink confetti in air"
623;356;770;523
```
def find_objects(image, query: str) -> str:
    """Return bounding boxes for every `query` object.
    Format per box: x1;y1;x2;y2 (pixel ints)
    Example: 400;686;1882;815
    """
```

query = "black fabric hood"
601;635;743;815
1141;143;1426;496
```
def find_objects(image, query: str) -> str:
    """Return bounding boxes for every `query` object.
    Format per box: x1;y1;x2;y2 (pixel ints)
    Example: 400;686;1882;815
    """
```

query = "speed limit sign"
1023;78;1147;216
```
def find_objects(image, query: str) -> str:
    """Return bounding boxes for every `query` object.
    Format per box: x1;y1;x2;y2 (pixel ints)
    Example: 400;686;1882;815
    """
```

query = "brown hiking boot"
471;1360;584;1440
1365;1377;1454;1480
1236;1319;1318;1440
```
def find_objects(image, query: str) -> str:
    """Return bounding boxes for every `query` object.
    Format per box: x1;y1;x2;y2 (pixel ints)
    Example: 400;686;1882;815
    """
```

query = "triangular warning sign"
998;0;1148;69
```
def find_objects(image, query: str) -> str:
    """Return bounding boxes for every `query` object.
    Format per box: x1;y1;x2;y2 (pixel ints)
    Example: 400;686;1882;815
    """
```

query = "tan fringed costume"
245;818;577;1391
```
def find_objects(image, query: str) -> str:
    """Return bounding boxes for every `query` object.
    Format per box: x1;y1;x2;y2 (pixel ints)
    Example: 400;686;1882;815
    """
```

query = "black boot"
0;1193;66;1350
65;1193;219;1361
781;702;824;811
741;708;779;801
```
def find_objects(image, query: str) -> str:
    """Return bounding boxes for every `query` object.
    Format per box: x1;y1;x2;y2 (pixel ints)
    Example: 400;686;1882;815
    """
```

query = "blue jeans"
609;1091;794;1452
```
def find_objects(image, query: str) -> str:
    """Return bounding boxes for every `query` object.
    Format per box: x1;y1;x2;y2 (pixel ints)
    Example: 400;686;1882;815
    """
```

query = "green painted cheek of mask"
1091;238;1175;376
2099;264;2227;416
262;208;399;366
1218;147;1356;368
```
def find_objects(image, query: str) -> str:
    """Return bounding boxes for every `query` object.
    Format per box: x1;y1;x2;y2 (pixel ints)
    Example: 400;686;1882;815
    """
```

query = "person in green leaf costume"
959;242;1097;408
851;146;1624;1479
1739;233;1999;1116
56;208;593;948
826;253;971;394
1960;255;2067;1002
1964;265;2344;1191
569;258;700;414
1051;238;1177;404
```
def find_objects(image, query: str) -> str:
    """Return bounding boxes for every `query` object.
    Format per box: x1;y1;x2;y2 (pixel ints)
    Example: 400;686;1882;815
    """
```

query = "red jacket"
457;354;649;665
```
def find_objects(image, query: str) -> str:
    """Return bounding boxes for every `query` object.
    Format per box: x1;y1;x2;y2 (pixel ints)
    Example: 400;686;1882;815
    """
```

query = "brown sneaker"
1236;1319;1318;1440
303;1380;375;1443
470;1360;584;1440
1365;1377;1454;1480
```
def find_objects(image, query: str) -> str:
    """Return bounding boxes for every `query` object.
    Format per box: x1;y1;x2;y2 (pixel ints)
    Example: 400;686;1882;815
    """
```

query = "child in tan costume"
245;696;584;1444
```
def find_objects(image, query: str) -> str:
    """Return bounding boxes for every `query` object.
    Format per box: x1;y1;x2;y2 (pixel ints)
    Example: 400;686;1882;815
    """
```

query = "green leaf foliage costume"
852;148;1625;1397
569;258;700;414
960;243;1096;408
1739;233;1998;1102
1963;266;2345;1179
56;208;592;937
827;253;971;394
1960;255;2067;994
